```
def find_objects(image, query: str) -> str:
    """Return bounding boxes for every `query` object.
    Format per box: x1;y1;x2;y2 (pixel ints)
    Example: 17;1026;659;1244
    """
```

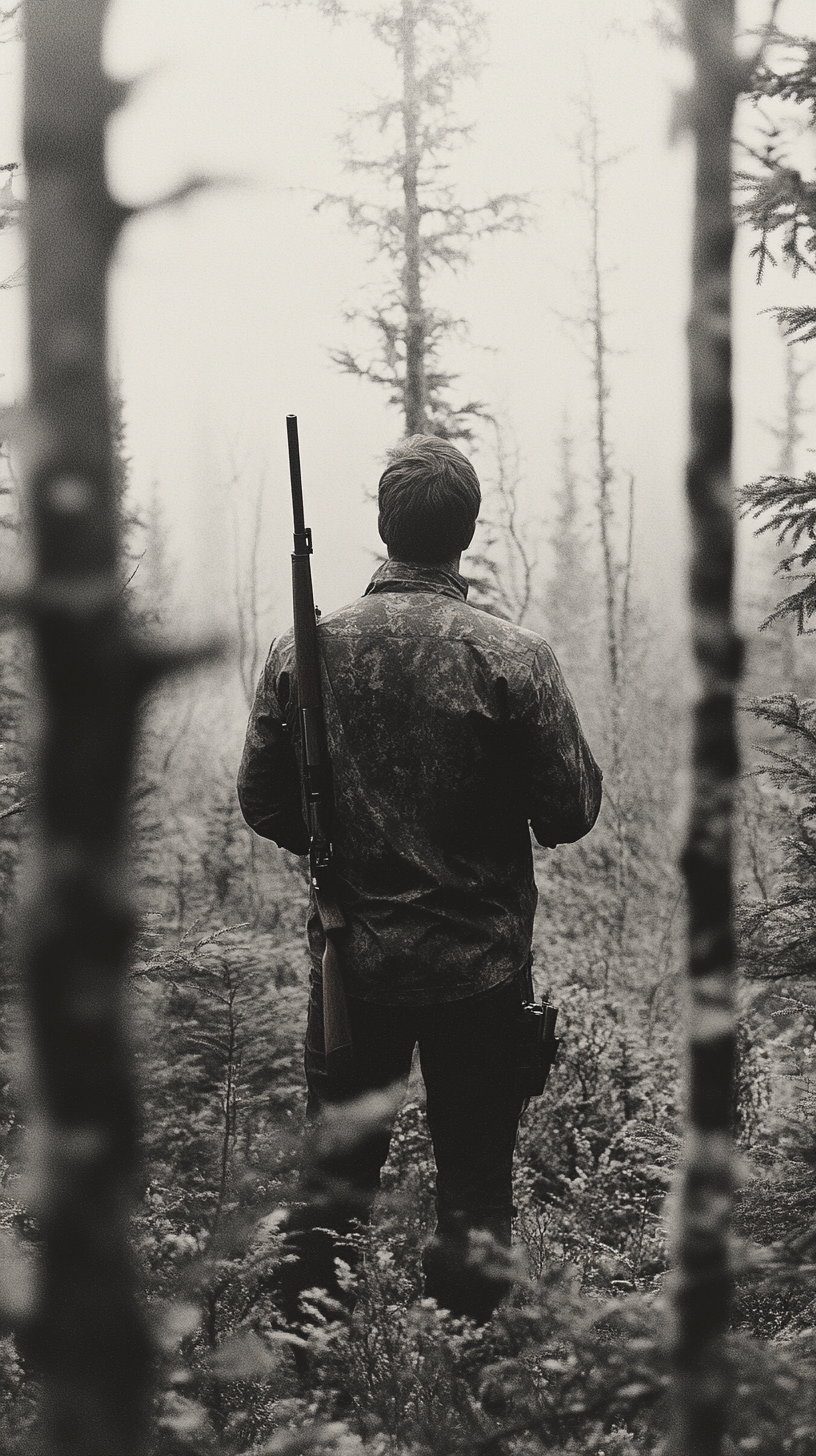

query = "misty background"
0;0;813;660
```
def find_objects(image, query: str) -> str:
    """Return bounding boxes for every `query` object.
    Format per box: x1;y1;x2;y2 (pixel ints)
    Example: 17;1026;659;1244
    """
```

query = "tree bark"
670;3;743;1452
401;0;428;435
20;4;150;1451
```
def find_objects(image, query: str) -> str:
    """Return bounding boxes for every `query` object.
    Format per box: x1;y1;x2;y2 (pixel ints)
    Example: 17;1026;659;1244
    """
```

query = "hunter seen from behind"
1;2;816;1455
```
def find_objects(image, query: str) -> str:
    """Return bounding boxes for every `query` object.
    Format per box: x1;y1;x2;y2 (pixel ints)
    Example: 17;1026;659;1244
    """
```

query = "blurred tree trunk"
20;3;150;1451
670;2;743;1453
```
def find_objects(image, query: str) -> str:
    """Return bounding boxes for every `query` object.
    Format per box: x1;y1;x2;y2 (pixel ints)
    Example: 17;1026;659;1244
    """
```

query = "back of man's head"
377;435;481;565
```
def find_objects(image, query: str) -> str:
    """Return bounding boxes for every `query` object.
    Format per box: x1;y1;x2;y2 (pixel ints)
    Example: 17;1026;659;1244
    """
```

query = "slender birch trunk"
586;110;619;703
20;4;149;1451
580;104;632;944
401;0;428;435
670;3;743;1452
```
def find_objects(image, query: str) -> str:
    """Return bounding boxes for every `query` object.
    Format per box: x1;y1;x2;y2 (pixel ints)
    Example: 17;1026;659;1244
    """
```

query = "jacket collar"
364;557;469;602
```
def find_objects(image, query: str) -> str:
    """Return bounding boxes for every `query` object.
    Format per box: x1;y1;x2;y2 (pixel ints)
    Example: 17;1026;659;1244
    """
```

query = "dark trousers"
282;968;527;1323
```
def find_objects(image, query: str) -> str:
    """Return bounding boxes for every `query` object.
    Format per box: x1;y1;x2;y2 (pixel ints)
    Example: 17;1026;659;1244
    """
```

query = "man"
238;434;602;1323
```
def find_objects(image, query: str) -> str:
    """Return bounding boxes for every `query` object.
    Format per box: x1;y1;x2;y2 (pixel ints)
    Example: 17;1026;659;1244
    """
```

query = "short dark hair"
377;435;481;564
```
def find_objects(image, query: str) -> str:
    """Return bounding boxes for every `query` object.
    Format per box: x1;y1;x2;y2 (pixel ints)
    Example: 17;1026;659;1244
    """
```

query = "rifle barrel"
287;413;310;552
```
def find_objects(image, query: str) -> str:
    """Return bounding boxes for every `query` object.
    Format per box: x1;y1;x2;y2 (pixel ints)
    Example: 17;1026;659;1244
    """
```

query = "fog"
0;0;815;641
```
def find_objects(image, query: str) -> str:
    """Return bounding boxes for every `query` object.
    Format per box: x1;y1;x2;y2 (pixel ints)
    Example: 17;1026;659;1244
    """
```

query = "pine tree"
738;436;816;985
738;21;816;335
742;331;816;700
741;466;816;633
734;0;816;1330
321;0;530;440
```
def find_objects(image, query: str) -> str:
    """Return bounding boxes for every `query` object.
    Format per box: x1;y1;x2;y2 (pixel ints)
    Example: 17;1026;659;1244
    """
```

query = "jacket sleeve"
519;642;603;848
237;635;310;855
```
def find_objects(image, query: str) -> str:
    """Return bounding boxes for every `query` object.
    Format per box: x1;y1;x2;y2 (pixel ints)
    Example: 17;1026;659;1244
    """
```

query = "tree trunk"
401;0;428;435
20;4;150;1451
587;109;619;702
583;104;630;943
670;3;742;1452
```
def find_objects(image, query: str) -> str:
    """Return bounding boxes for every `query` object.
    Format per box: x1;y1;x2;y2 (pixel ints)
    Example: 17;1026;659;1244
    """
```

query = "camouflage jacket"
237;558;602;1004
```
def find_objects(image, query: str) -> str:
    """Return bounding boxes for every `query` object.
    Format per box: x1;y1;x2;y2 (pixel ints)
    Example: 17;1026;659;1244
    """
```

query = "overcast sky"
1;0;815;642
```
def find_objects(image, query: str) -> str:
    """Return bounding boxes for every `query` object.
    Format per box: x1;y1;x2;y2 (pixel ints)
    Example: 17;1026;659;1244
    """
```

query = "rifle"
287;414;354;1083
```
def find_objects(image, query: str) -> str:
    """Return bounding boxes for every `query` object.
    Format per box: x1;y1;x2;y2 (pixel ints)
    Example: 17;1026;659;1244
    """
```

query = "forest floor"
2;686;816;1454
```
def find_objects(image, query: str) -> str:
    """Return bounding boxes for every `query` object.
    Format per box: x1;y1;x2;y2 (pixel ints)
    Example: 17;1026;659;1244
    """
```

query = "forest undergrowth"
3;638;815;1455
2;390;816;1453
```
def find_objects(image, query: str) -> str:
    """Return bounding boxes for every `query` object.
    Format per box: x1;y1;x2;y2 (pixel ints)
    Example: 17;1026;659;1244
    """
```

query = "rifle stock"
287;415;353;1078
